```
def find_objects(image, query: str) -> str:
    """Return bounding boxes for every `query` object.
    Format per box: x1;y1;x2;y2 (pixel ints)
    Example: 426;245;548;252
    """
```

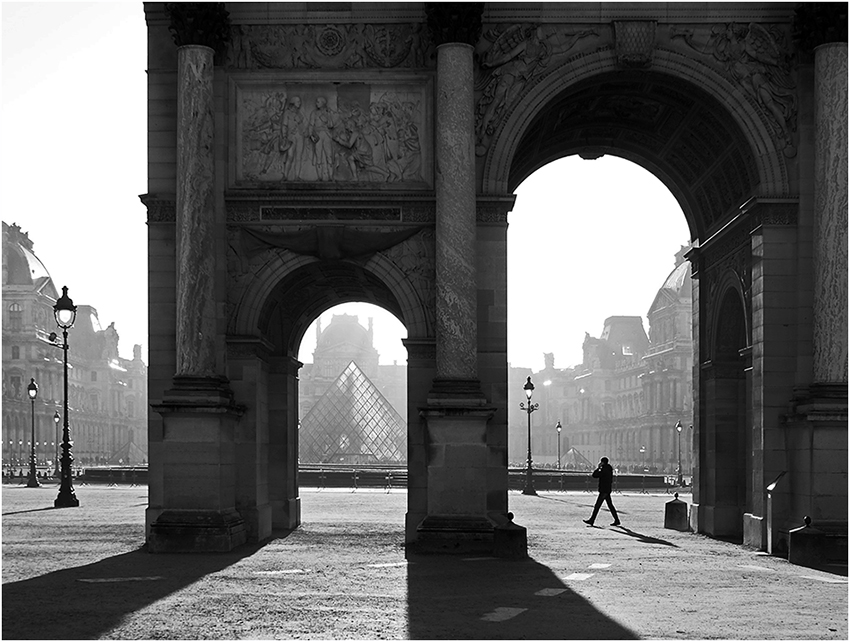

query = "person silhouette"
584;456;621;526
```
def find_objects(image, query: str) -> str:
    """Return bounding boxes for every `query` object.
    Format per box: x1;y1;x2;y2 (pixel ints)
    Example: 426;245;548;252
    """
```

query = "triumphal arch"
142;2;847;557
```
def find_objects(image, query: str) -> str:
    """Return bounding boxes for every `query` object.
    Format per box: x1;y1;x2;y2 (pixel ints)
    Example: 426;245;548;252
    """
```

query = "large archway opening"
499;67;761;534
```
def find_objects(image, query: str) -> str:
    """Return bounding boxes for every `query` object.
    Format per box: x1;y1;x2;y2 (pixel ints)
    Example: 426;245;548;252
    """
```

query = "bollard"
386;472;392;493
664;492;689;531
352;469;358;492
788;516;827;569
493;512;528;559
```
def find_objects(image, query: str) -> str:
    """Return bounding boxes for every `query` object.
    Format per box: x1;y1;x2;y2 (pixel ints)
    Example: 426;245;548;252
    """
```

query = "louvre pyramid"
300;361;406;464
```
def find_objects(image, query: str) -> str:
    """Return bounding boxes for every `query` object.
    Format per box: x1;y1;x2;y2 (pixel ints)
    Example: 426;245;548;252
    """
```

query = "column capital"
425;2;483;47
793;3;848;53
165;2;231;53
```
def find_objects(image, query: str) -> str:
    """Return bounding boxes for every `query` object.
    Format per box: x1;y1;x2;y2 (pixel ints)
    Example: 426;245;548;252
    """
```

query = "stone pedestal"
148;376;247;553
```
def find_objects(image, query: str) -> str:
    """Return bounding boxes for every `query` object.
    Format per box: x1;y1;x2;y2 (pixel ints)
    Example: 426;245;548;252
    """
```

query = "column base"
413;515;495;554
148;509;247;553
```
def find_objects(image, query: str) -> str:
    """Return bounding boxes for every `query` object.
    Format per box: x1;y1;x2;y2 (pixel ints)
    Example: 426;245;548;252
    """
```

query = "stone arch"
482;49;790;238
231;244;432;346
224;248;434;539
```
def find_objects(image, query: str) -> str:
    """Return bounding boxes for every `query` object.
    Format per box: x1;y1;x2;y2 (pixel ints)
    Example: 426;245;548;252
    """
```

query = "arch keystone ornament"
144;2;846;561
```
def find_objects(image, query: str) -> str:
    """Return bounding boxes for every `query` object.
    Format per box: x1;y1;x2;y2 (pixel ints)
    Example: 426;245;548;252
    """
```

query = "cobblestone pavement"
2;483;847;640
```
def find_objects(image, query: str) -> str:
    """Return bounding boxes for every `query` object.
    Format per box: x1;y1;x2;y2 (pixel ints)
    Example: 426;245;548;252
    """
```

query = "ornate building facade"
2;222;147;469
512;248;694;476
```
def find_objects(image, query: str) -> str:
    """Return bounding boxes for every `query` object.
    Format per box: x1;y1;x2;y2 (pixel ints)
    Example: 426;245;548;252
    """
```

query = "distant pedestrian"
583;457;620;527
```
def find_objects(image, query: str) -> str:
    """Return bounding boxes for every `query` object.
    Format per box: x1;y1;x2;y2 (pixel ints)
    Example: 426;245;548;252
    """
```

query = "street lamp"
519;376;539;496
26;378;40;488
675;420;683;486
556;420;562;470
53;411;61;477
639;444;647;494
52;286;79;508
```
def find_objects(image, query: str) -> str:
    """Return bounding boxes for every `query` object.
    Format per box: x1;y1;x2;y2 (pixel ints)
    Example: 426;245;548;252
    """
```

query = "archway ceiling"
508;71;760;238
259;260;403;357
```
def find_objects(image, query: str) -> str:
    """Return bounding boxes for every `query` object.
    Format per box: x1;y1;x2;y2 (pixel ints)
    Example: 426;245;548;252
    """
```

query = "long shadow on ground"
407;554;637;639
1;541;273;640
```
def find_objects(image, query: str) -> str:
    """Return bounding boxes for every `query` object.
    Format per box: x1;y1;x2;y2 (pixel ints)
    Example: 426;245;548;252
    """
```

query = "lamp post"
519;376;539;496
53;411;61;477
26;378;40;488
556;420;562;470
639;444;647;494
52;286;79;508
675;420;683;486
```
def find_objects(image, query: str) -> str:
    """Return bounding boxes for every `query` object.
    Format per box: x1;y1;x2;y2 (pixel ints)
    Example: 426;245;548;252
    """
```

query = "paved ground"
2;482;847;640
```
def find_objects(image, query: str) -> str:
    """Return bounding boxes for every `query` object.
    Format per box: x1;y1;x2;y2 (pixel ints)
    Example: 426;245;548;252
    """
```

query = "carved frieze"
233;80;431;188
226;23;434;70
669;22;797;157
140;195;176;223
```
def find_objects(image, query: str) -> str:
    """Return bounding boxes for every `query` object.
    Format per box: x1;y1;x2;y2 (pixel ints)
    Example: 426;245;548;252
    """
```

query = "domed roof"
648;260;692;316
2;222;55;294
316;314;372;352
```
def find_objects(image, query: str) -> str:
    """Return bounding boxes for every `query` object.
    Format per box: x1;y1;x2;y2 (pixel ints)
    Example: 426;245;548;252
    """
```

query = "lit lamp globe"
53;286;77;329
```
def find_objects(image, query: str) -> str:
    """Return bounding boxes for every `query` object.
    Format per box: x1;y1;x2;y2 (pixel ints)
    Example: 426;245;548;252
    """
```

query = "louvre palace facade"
2;222;148;470
510;247;694;478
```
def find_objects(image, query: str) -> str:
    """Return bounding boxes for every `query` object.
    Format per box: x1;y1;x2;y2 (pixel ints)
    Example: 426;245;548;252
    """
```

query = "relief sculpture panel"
234;80;431;188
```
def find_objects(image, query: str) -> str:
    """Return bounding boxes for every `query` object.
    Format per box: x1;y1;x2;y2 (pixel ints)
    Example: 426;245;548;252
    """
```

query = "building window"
9;303;22;331
11;346;20;360
91;371;98;382
128;398;135;418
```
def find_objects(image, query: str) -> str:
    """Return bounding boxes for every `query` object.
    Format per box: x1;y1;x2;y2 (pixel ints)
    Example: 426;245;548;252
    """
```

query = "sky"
2;2;690;370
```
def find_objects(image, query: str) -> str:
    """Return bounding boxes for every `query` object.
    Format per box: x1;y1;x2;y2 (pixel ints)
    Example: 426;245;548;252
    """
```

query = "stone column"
175;44;218;378
413;4;522;557
147;4;246;553
812;42;848;385
433;41;479;390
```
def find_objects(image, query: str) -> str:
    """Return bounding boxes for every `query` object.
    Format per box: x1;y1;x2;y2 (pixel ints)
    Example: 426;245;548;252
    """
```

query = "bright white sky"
2;2;690;370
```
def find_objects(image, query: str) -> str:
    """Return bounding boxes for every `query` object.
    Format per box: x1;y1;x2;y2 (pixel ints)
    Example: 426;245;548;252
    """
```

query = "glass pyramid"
300;361;407;464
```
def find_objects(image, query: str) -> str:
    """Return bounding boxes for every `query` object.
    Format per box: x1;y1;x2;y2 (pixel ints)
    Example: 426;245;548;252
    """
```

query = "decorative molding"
140;194;177;223
260;206;401;221
226;335;274;360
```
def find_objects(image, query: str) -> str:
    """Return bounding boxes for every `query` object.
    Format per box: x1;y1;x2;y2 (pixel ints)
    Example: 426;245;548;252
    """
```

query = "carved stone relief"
375;227;437;335
226;23;434;70
473;23;602;156
235;81;430;187
669;22;797;157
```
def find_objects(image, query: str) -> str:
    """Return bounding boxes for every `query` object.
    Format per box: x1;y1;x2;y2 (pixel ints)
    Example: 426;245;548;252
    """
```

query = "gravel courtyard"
2;483;847;640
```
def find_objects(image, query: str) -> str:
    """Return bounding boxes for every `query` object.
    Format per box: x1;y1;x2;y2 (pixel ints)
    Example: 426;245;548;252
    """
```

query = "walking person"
583;456;621;526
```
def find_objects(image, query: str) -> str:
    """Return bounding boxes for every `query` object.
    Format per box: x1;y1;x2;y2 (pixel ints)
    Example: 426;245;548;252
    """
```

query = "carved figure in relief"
280;96;307;181
335;102;388;181
672;22;796;157
474;24;597;155
309;96;340;181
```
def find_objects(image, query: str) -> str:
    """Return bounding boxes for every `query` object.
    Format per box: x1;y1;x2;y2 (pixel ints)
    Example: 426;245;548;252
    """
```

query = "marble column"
812;43;848;385
433;42;480;391
176;44;218;378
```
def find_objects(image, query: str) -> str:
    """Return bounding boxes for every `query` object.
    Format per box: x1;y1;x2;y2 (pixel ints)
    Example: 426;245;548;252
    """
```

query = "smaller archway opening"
296;302;408;470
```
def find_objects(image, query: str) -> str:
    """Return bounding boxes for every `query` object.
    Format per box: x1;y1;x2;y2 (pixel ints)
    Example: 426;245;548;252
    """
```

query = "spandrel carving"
473;23;599;156
670;22;797;157
237;83;429;186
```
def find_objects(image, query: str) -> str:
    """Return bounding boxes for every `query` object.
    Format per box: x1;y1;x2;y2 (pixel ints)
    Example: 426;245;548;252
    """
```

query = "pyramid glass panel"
300;361;407;464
